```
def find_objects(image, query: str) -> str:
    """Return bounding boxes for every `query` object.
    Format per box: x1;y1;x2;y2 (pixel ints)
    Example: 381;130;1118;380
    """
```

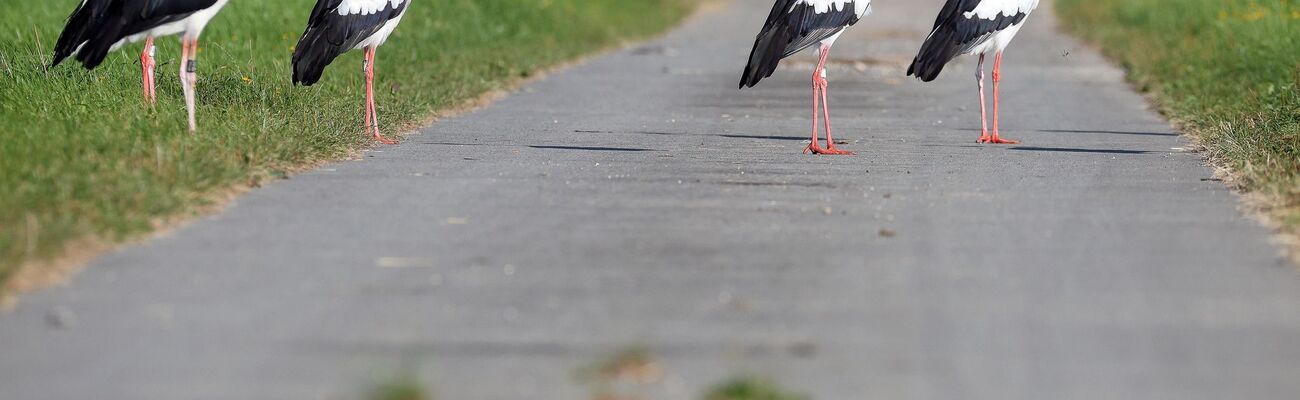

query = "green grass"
701;376;807;400
368;375;429;400
1057;1;1300;232
0;0;692;288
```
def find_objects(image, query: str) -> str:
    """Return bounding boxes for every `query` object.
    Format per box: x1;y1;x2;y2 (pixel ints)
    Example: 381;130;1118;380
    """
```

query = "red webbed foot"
977;132;1019;145
805;143;855;155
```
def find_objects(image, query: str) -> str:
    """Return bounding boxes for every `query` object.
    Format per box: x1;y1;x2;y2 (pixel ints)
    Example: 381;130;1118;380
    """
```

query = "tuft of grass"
1056;0;1300;247
0;0;693;288
701;376;807;400
576;345;663;384
576;345;664;400
368;375;429;400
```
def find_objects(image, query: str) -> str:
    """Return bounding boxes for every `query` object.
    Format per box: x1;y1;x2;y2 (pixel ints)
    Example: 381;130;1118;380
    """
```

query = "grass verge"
1056;0;1300;253
0;0;693;293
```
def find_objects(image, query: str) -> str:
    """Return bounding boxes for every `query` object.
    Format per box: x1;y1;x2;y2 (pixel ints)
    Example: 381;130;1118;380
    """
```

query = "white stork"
51;0;230;132
908;0;1040;144
740;0;874;155
293;0;410;145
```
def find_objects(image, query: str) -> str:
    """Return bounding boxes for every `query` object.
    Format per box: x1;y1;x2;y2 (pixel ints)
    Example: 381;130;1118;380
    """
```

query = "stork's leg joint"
991;52;1003;83
811;70;828;89
141;37;157;105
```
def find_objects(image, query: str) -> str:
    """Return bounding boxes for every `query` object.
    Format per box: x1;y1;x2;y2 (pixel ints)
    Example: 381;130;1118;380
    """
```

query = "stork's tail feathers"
51;0;114;69
291;30;343;86
739;28;791;89
907;28;961;82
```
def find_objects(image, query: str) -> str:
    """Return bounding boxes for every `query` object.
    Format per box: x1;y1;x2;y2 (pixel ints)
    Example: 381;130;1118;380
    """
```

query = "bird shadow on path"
1008;146;1156;155
528;145;659;152
1038;129;1179;137
576;129;809;142
955;128;1176;137
418;142;659;152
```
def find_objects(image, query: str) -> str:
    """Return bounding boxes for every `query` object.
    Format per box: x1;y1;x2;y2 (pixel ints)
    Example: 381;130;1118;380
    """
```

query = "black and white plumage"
907;0;1039;144
293;0;409;144
739;0;873;155
51;0;229;132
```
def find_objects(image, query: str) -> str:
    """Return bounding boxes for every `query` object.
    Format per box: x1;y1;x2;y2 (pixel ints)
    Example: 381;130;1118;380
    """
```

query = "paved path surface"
4;1;1299;399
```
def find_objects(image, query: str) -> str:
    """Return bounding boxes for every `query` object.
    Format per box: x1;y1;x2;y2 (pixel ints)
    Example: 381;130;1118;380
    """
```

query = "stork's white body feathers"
959;0;1039;56
798;0;872;48
328;0;409;49
965;22;1022;55
354;12;406;49
337;0;406;15
110;0;229;52
964;0;1039;20
795;0;872;19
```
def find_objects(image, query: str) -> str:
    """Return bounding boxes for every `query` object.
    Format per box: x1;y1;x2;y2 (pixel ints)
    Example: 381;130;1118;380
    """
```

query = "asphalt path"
3;1;1298;399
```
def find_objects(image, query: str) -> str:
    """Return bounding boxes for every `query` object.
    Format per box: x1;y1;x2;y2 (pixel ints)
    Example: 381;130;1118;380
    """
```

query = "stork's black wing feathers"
292;0;408;86
52;0;111;68
140;0;220;19
907;0;1027;81
739;1;864;89
52;0;219;69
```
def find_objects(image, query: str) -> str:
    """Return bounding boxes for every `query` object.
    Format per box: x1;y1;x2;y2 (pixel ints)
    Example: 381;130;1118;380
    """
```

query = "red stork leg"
140;37;156;105
805;43;852;155
980;51;1018;144
364;47;398;145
